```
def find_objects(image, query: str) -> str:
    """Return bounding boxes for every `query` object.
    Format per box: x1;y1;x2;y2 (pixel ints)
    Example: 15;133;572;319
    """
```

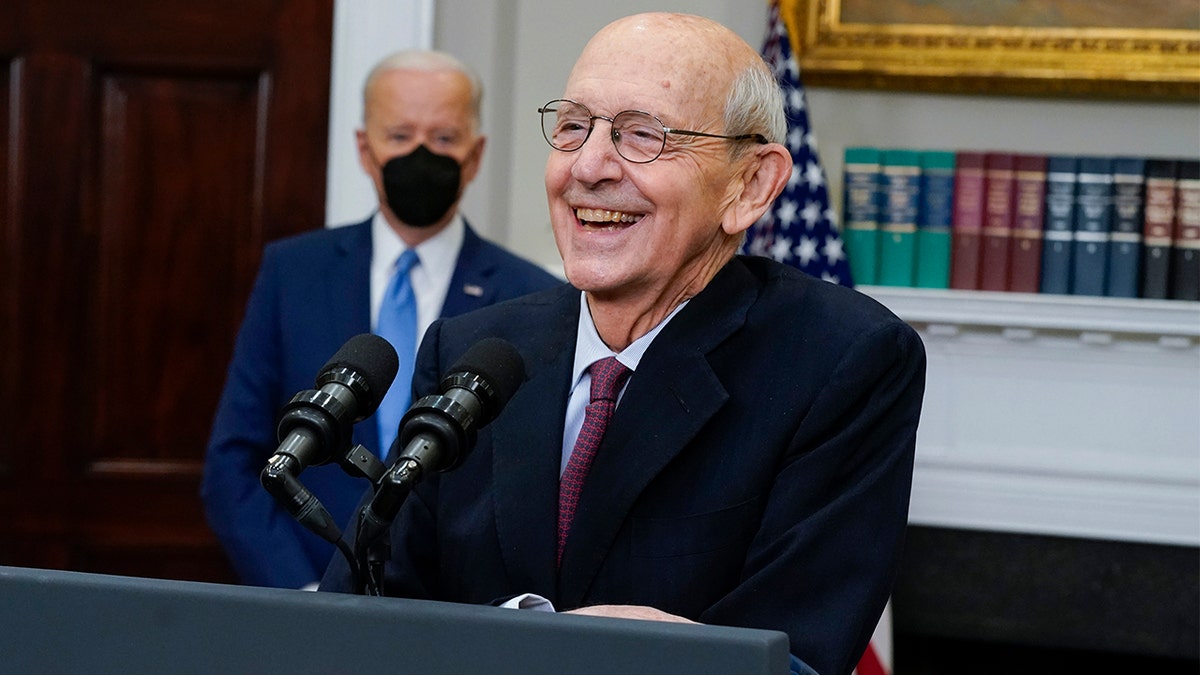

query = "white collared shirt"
369;211;465;359
560;292;688;475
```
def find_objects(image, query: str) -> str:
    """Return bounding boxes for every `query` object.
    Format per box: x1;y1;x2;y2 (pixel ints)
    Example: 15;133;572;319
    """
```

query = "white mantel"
862;287;1200;548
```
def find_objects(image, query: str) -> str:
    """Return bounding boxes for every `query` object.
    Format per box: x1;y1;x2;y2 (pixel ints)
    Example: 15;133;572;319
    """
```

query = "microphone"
358;337;524;546
261;333;398;542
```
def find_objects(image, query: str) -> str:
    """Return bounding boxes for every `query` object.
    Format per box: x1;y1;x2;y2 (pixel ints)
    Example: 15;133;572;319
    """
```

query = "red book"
1010;154;1048;293
950;152;987;290
980;153;1016;291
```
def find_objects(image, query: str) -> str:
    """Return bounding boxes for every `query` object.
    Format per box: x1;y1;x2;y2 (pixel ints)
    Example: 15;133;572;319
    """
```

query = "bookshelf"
861;286;1200;547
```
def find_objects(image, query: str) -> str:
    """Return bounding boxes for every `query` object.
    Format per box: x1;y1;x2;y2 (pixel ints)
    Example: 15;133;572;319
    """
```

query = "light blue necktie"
375;249;420;458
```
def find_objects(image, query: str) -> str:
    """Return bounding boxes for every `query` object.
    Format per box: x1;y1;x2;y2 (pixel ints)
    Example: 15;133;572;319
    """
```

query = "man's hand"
565;605;699;623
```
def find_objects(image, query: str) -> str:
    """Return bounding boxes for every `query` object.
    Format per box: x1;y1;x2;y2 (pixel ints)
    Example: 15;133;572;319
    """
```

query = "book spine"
843;147;882;286
950;151;987;290
979;152;1017;289
1141;159;1177;299
1009;154;1048;294
1170;159;1200;301
1040;156;1078;295
1071;156;1114;297
1105;157;1146;298
980;152;1017;291
878;149;922;287
915;150;956;289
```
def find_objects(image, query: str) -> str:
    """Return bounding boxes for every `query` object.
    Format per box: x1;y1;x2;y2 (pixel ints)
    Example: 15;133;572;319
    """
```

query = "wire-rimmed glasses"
538;98;768;164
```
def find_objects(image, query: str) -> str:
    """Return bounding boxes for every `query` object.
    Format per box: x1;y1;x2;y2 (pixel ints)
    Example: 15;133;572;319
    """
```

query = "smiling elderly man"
321;13;926;675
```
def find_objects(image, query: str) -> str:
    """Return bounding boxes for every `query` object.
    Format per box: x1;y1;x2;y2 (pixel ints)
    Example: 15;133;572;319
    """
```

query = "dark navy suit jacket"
320;256;926;675
202;217;562;589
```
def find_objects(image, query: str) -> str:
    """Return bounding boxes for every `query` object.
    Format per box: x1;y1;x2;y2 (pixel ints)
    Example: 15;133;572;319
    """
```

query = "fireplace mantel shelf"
860;287;1200;548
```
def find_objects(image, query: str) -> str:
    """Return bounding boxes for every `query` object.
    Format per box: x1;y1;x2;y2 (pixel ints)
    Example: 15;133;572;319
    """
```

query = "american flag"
740;1;854;288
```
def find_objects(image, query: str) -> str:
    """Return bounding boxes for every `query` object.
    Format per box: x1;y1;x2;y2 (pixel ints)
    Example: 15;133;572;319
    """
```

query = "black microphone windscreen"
449;337;525;411
321;333;399;413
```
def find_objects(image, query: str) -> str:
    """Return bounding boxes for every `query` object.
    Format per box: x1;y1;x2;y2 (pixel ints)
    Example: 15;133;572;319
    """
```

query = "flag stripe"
855;643;888;675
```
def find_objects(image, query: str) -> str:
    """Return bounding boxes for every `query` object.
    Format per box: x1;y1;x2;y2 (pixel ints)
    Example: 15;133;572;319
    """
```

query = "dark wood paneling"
88;73;261;463
0;0;333;584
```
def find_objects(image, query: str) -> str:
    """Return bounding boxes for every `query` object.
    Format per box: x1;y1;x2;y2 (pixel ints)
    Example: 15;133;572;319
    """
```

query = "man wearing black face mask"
201;50;562;590
377;145;463;228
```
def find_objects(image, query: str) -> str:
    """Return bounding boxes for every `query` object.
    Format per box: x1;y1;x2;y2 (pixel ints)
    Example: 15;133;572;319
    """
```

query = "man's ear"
355;128;375;176
721;143;792;236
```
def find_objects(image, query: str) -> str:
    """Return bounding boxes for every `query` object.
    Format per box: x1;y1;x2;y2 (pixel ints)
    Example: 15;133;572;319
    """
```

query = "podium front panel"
0;566;790;674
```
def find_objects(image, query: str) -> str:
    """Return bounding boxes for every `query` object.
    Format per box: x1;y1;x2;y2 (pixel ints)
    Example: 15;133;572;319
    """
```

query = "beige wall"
434;1;1200;273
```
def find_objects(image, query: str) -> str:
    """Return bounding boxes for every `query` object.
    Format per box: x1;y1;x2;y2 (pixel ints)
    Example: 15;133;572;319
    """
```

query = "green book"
878;149;922;287
842;146;882;285
916;150;956;288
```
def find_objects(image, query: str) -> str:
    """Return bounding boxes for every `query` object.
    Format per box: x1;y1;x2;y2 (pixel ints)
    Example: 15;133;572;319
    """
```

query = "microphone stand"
348;340;523;595
355;454;427;596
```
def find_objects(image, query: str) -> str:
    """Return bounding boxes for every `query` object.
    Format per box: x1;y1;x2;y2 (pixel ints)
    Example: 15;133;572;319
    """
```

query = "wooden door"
0;0;333;582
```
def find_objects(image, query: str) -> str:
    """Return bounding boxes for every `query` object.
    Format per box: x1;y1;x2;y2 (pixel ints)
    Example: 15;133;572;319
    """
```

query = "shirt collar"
369;211;466;328
569;292;688;388
371;210;465;273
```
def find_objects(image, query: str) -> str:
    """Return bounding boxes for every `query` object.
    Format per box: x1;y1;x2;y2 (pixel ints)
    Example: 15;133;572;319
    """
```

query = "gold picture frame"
782;0;1200;100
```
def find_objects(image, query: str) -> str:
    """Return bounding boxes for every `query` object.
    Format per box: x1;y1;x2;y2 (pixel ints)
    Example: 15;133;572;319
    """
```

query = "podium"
0;565;790;674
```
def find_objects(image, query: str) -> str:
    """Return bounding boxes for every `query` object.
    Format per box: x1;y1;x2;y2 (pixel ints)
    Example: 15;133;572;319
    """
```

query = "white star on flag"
770;236;793;262
776;198;799;230
801;200;823;229
795;236;819;266
804;161;825;192
823;234;846;265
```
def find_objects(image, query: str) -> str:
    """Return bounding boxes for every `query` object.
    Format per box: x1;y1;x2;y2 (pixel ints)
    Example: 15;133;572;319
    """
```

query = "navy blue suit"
320;256;926;675
202;217;562;589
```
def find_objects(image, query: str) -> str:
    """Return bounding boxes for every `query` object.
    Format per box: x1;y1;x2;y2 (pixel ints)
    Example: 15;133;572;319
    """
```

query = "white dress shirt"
369;211;465;359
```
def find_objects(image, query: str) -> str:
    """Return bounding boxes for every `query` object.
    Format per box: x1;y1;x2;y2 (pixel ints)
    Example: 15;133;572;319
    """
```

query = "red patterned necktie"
557;356;631;566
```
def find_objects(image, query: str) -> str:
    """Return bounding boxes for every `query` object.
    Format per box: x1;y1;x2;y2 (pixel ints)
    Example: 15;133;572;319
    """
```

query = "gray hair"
362;50;483;130
723;58;786;156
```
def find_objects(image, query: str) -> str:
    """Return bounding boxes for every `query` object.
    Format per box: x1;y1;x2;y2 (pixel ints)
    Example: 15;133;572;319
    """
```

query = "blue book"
1040;156;1078;294
1105;157;1146;298
1070;156;1114;296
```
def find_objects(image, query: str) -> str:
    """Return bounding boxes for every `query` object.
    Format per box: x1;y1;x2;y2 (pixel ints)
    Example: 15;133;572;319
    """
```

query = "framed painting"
781;0;1200;100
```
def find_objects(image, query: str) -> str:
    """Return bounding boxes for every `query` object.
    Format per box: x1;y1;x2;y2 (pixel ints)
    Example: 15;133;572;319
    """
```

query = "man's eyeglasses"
538;99;768;164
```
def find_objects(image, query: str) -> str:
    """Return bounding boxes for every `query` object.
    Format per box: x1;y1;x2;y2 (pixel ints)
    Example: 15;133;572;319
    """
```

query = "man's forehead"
581;24;719;74
565;13;748;113
371;67;470;96
368;70;470;108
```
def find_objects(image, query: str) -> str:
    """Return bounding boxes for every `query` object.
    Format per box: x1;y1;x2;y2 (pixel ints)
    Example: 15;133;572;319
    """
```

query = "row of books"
841;148;1200;301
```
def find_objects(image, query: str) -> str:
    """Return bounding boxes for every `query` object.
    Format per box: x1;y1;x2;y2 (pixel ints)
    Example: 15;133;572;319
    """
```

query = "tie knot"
588;357;630;404
394;248;419;276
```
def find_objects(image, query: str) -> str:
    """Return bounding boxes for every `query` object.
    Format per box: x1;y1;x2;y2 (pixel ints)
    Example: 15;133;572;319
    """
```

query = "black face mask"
380;145;462;227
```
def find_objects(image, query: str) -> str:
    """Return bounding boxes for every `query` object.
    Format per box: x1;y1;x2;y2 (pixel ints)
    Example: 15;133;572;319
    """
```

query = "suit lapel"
490;287;580;598
325;218;373;336
330;220;380;452
556;259;758;607
441;221;499;316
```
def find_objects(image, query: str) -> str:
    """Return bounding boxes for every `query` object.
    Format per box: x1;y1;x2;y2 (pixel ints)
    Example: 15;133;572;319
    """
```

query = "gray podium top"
0;565;790;674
